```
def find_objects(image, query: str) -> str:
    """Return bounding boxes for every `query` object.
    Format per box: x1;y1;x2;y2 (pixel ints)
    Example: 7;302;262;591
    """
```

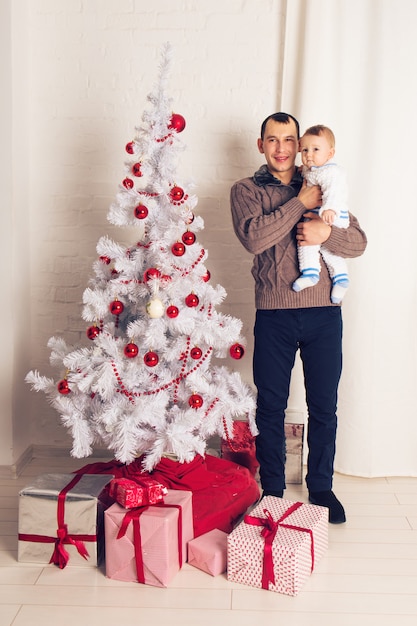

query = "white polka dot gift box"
227;497;328;596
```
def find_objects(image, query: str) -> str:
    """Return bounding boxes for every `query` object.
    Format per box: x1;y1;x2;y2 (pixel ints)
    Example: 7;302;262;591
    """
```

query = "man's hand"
297;180;322;210
296;212;331;246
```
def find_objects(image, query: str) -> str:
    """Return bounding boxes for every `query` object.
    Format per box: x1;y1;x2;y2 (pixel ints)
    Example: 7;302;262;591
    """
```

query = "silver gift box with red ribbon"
227;496;328;596
18;473;112;568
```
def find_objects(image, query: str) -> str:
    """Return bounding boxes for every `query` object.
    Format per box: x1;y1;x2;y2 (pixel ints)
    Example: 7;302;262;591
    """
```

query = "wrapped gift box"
18;473;112;568
284;423;304;484
221;421;304;484
187;528;228;576
227;496;328;596
109;477;167;508
104;489;193;587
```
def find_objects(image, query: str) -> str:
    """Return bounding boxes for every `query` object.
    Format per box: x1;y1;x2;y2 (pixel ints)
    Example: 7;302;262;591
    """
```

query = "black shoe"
308;490;346;524
261;490;284;499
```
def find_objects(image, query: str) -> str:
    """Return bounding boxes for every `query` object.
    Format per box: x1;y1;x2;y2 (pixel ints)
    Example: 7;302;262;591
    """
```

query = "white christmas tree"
26;44;257;471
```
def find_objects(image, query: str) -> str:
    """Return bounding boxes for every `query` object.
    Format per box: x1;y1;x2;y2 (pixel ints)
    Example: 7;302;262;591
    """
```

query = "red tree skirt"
76;453;260;537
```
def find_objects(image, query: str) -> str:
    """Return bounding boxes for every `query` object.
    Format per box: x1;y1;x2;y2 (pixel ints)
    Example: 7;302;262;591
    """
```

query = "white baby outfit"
293;162;350;303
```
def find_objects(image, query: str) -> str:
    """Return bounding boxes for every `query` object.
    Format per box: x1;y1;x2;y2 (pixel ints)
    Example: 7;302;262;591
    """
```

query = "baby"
293;125;350;304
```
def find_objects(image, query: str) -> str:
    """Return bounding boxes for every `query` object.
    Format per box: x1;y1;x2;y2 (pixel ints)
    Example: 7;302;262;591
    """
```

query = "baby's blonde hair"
303;125;335;148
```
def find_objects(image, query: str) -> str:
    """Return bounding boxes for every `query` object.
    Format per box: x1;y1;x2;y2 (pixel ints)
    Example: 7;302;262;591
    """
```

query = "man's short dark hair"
260;112;300;140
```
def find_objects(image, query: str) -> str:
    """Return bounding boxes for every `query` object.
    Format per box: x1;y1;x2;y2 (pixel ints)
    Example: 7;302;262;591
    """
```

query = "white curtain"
281;0;417;476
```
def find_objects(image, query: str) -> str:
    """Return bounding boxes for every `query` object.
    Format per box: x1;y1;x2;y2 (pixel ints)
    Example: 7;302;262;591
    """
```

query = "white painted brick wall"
25;0;285;447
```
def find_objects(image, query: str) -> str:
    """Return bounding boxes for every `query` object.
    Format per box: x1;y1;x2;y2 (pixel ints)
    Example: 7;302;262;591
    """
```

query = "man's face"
257;118;299;183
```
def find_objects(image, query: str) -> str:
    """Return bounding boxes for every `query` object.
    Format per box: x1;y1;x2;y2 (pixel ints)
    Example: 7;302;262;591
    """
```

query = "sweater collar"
253;164;303;189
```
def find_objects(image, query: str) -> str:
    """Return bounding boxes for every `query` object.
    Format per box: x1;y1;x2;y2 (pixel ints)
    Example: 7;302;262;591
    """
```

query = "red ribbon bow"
244;501;315;590
116;502;183;584
18;474;94;569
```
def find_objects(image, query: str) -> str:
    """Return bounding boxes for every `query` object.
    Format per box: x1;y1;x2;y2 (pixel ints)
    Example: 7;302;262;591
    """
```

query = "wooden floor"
1;453;417;626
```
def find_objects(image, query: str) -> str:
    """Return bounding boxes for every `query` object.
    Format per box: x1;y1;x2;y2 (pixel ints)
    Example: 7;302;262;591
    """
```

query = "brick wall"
25;0;284;448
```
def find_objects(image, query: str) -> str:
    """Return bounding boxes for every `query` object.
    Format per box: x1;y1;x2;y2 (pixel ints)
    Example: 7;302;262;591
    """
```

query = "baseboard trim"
0;444;114;479
0;445;34;480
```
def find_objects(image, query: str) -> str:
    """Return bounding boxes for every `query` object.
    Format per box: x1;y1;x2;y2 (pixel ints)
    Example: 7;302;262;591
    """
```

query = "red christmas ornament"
172;241;186;257
189;393;203;409
86;325;100;340
230;343;245;360
190;347;203;360
125;141;135;154
134;204;149;219
122;177;134;189
57;379;71;395
185;293;199;308
202;270;211;282
143;267;161;282
168;113;186;133
124;342;139;358
132;163;143;177
144;351;159;367
185;212;195;225
110;300;124;316
169;186;185;202
99;255;111;265
182;231;196;246
166;305;179;318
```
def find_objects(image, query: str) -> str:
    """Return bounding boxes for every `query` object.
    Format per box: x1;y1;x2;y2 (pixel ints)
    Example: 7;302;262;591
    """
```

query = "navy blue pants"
253;307;343;494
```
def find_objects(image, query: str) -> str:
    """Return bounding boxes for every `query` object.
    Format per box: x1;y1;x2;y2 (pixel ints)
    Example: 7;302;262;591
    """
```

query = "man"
230;112;367;523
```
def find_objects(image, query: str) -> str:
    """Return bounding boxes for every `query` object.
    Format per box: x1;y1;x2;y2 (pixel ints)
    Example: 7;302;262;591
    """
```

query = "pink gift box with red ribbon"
18;473;112;568
188;528;228;576
104;489;193;587
227;497;328;596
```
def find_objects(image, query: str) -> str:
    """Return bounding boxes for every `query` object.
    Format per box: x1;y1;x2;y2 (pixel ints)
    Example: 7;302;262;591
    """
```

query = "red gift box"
104;489;193;587
109;477;167;508
227;497;328;596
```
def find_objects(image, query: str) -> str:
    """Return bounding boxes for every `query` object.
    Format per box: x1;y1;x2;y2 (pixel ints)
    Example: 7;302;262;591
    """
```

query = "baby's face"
299;134;335;168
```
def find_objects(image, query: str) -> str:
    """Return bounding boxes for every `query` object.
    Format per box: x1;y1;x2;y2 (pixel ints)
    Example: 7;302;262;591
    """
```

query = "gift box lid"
19;474;113;501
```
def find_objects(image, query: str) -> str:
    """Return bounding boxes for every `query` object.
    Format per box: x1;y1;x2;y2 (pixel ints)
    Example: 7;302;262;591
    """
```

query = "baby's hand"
321;209;336;225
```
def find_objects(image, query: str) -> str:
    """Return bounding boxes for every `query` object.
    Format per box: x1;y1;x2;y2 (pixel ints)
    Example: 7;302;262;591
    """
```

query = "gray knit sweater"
230;165;367;309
